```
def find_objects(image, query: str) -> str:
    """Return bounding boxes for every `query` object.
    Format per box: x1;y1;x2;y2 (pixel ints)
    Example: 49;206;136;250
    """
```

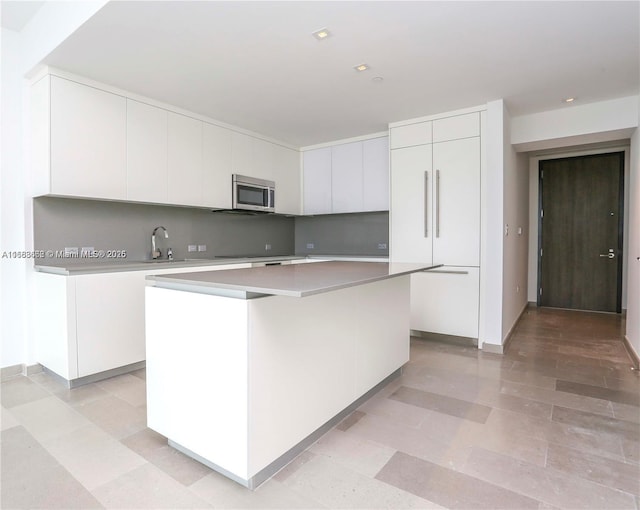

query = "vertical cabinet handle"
436;169;441;238
424;171;429;237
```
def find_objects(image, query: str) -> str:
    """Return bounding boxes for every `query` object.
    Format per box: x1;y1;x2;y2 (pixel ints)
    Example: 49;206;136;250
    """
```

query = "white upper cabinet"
303;136;389;215
273;146;301;215
331;142;363;213
31;73;301;211
48;76;127;199
126;99;168;203
390;121;432;149
231;131;253;177
432;113;480;143
251;137;277;181
362;137;389;211
202;122;233;209
168;112;203;206
303;147;332;214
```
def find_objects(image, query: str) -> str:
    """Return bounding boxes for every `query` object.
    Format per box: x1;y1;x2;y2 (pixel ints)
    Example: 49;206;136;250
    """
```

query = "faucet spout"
151;226;169;259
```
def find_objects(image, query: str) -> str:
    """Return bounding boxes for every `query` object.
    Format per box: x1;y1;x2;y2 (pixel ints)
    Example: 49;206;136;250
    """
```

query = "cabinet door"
202;122;233;208
331;141;363;213
50;76;126;199
303;148;332;214
127;100;168;203
432;137;480;266
362;137;389;211
390;121;432;149
432;112;480;143
390;145;433;264
231;131;253;176
273;145;301;215
410;267;480;338
75;273;146;377
168;112;203;206
251;138;276;181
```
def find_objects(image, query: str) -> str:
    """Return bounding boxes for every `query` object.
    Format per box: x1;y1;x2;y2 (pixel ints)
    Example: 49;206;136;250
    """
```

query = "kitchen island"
145;261;435;489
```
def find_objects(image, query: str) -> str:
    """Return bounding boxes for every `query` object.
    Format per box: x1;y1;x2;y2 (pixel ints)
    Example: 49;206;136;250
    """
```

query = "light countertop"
34;256;305;275
147;261;438;298
33;255;389;275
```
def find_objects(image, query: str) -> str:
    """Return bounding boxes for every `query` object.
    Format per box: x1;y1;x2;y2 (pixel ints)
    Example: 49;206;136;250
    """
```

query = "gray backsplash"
33;197;295;262
33;198;389;263
294;212;389;256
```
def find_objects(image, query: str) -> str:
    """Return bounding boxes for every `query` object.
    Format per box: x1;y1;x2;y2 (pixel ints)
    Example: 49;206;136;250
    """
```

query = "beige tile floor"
2;306;639;509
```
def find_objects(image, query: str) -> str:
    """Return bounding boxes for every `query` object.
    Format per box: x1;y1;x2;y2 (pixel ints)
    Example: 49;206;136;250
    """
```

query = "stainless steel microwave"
232;174;275;213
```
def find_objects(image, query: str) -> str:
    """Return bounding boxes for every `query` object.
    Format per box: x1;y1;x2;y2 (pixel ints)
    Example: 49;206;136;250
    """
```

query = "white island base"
145;263;417;489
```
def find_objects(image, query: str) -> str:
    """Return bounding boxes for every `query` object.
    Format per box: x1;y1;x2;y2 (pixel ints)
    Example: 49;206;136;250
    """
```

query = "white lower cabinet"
75;273;146;377
410;267;480;338
34;264;251;383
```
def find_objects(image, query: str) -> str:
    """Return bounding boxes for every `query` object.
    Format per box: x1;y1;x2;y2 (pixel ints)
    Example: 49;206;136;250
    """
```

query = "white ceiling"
1;0;45;32
37;1;640;147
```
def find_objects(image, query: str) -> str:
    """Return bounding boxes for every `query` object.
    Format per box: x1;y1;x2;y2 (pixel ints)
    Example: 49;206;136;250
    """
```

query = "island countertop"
146;261;439;298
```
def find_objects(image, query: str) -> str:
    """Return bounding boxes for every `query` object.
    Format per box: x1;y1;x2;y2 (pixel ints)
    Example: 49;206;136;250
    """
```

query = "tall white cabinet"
390;109;484;340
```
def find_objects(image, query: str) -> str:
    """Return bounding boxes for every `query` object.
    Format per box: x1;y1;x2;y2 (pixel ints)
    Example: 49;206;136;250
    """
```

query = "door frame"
536;151;625;312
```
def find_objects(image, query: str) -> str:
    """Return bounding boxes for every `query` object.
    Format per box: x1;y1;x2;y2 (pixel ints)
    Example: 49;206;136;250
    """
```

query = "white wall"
501;104;529;340
0;2;107;369
1;28;28;366
479;100;505;349
626;101;640;360
512;96;638;152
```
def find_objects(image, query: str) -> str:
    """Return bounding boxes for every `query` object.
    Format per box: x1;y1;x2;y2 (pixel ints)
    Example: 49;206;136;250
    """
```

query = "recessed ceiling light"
563;97;576;103
354;64;370;72
312;28;330;40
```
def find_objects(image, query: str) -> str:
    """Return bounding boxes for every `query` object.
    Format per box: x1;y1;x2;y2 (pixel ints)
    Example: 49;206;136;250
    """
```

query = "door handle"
435;169;440;238
424;171;429;237
599;253;615;259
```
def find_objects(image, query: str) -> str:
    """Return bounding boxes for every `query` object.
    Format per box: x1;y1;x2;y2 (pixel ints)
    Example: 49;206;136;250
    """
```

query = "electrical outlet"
188;245;197;252
517;226;523;235
306;243;315;250
516;285;520;293
265;243;272;251
64;247;79;257
377;243;387;250
198;245;207;252
504;224;509;236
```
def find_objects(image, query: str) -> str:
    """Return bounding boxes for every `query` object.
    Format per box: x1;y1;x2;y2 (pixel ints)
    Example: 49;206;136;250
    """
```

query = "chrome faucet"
151;226;168;259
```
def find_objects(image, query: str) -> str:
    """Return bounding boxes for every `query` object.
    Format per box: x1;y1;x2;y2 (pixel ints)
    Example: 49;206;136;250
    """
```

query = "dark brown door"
538;152;624;312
